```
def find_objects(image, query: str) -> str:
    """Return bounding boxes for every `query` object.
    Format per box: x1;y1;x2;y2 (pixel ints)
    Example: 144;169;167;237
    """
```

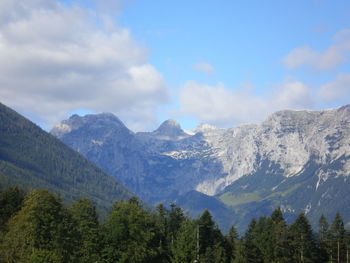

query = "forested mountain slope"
0;102;132;213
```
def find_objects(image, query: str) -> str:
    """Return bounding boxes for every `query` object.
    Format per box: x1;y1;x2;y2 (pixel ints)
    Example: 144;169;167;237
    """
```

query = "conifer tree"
197;209;227;263
243;218;264;263
318;214;330;262
289;213;318;263
0;187;24;230
232;238;245;263
170;218;197;263
330;213;346;263
198;209;216;255
154;203;170;263
269;208;291;263
69;198;101;263
226;225;239;262
102;198;160;263
255;216;273;263
0;187;25;263
167;203;185;247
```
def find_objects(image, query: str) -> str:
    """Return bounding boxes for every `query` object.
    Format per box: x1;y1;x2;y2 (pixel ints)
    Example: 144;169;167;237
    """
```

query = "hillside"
0;102;132;213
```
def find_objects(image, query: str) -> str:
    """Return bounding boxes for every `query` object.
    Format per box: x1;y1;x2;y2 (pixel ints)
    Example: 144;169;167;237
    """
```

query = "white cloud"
319;73;350;102
283;29;350;70
0;0;168;131
274;81;313;109
192;62;215;75
179;80;313;127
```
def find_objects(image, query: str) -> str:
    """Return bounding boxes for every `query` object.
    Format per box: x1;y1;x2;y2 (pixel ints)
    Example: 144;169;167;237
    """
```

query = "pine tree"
167;203;185;247
170;218;197;263
226;226;239;262
254;216;273;263
0;187;25;263
232;238;245;263
69;198;101;263
154;203;170;263
318;214;330;262
0;187;24;230
289;213;318;263
269;208;291;263
243;218;263;263
198;209;216;255
193;209;228;263
102;198;160;263
330;213;346;263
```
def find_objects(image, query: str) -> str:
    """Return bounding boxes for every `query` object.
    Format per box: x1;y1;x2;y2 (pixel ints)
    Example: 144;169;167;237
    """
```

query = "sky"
1;0;350;131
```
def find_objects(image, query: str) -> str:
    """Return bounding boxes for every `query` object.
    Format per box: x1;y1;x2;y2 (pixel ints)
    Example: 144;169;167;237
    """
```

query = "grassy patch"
220;182;301;208
220;191;262;207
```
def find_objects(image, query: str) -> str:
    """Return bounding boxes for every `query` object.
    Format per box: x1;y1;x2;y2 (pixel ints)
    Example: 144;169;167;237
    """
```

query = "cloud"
179;80;313;127
319;73;350;103
0;0;168;131
274;81;313;109
283;29;350;70
192;62;215;75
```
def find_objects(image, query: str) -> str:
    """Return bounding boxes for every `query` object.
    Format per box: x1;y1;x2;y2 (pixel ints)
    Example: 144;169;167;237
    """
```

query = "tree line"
0;186;349;263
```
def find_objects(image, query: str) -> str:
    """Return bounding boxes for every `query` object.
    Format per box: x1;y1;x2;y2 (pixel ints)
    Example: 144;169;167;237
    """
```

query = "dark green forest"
0;186;349;263
0;102;132;215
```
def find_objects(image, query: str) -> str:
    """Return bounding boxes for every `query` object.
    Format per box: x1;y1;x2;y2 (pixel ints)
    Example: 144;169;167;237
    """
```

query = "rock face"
51;105;350;230
52;113;225;204
194;106;350;196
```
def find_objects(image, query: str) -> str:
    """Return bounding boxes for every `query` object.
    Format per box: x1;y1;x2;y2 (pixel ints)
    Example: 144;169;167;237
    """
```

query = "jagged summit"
51;104;350;231
50;112;129;138
150;119;189;140
195;123;218;133
155;119;181;133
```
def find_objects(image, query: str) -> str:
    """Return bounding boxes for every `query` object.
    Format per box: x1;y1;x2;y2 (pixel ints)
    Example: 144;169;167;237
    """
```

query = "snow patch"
304;203;312;214
91;139;103;146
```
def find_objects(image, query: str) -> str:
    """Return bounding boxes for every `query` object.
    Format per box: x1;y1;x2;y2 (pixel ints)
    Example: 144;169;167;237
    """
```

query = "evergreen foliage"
102;198;160;263
0;186;349;263
226;225;239;262
318;214;331;262
0;102;132;215
1;189;76;263
171;218;197;263
69;198;101;263
0;187;24;231
289;213;318;262
330;213;346;263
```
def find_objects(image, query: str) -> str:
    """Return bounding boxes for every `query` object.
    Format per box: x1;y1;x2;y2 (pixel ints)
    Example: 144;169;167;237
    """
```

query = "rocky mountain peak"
152;119;189;140
156;119;181;130
195;123;218;133
51;105;350;232
50;112;130;138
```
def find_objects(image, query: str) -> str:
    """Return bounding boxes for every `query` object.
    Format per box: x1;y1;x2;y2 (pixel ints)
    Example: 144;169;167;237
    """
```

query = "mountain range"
51;105;350;231
0;102;132;215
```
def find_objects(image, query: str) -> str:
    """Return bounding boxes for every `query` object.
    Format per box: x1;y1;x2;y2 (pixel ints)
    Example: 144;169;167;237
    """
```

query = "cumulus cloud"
319;74;350;103
283;29;350;70
179;80;313;127
192;62;215;75
274;81;313;109
0;0;168;131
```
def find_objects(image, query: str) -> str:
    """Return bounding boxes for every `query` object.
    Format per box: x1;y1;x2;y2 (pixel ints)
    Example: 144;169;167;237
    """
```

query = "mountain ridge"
0;102;133;215
51;105;350;231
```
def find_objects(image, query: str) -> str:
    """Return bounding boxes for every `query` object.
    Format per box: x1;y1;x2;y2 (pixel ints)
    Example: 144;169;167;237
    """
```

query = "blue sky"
1;0;350;131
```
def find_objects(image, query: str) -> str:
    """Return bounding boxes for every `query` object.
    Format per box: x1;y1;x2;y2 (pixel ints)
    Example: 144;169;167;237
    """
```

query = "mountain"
52;114;224;204
0;102;132;214
51;105;350;231
137;119;190;141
